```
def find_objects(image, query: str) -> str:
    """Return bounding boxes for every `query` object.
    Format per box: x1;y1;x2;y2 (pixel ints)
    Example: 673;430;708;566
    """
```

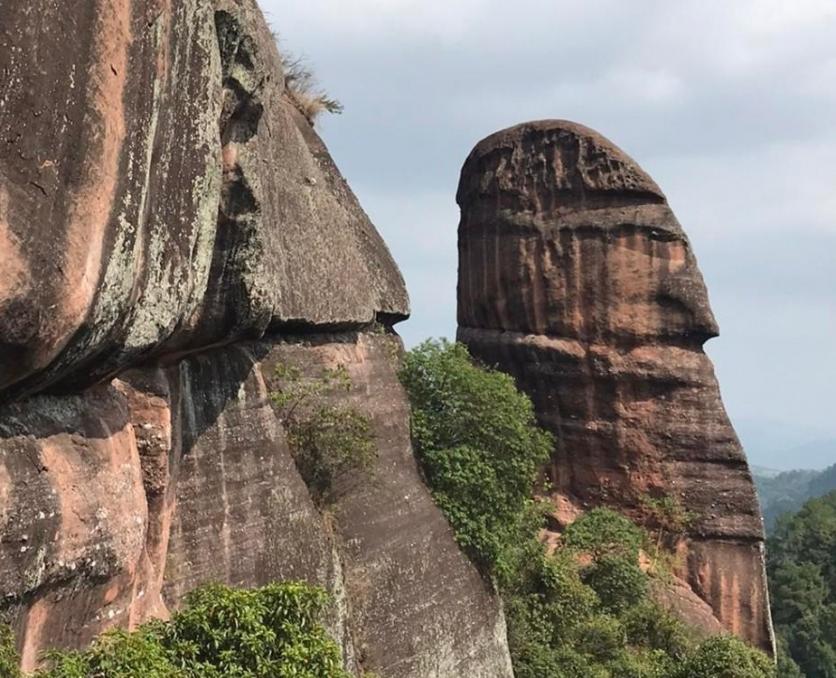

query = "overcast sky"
262;0;836;469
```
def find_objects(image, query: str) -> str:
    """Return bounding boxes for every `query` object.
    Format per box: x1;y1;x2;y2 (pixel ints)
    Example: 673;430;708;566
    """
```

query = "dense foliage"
400;339;775;678
755;464;836;531
0;627;19;678
399;339;553;577
768;491;836;677
0;583;349;678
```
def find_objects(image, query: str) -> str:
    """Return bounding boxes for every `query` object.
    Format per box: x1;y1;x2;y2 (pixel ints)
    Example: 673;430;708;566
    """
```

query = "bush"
37;627;178;678
571;614;625;663
272;363;376;503
399;339;552;577
563;507;645;560
163;583;346;677
582;554;648;615
672;635;776;678
2;583;349;678
1;626;20;678
622;602;692;659
400;339;775;678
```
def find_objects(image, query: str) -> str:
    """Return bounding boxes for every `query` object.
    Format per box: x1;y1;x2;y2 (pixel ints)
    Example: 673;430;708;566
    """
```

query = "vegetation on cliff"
401;339;776;678
768;491;836;677
398;339;552;576
0;583;348;678
271;362;376;503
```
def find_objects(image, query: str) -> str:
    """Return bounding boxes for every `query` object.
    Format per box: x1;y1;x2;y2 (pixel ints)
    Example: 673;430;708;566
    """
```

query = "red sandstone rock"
0;0;408;402
0;2;513;675
456;120;774;652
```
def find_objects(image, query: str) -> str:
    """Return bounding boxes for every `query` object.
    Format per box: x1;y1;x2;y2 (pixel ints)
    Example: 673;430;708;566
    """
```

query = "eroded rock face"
456;120;774;652
1;335;513;676
0;0;408;402
0;2;513;675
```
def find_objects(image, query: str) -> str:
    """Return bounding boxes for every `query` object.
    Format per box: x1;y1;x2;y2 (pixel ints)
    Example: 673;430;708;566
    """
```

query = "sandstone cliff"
0;2;514;675
456;120;775;653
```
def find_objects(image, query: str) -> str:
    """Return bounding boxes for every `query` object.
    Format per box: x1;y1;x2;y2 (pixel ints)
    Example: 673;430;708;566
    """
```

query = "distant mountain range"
753;462;836;531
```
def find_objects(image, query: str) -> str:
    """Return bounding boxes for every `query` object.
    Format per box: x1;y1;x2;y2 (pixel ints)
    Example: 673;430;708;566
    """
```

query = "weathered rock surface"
456;120;774;652
1;335;513;676
0;0;408;402
0;1;513;675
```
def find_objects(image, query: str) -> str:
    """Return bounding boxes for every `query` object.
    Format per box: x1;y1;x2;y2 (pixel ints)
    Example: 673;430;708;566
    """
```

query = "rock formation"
456;120;774;652
0;2;514;675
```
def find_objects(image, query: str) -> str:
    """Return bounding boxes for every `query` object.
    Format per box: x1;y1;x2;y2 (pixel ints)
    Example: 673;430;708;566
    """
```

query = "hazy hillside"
755;464;836;531
767;491;836;677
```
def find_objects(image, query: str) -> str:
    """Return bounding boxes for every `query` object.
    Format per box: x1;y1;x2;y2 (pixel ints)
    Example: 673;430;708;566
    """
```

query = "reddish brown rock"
0;0;408;402
456;120;774;652
0;1;513;675
0;336;514;677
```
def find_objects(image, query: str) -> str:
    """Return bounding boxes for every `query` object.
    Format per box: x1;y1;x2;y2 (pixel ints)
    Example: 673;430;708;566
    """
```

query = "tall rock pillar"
456;120;774;652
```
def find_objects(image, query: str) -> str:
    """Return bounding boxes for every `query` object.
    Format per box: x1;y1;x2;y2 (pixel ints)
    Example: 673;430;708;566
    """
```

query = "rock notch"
456;120;774;652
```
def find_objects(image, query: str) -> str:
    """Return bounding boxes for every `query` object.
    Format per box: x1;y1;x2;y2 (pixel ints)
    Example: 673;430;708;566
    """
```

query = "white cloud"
263;0;836;463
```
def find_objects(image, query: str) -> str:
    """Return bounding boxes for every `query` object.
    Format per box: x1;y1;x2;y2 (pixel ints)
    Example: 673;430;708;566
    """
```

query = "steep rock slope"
456;120;774;652
0;2;513;676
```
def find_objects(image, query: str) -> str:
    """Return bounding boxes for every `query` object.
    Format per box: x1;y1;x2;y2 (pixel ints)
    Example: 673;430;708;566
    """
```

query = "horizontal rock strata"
456;120;774;652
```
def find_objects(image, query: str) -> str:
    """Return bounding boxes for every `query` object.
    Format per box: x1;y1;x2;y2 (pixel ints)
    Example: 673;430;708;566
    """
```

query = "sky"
262;0;836;470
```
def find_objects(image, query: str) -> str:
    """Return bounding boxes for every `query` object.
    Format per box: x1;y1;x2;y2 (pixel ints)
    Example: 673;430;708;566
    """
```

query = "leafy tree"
672;636;777;678
400;339;775;678
399;339;552;577
768;491;836;677
2;582;349;678
563;507;645;560
770;562;827;626
582;554;649;615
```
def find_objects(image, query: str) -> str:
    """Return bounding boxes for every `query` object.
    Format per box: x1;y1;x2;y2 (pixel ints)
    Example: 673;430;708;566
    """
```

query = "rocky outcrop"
1;335;512;676
0;2;513;676
456;120;774;652
0;0;408;402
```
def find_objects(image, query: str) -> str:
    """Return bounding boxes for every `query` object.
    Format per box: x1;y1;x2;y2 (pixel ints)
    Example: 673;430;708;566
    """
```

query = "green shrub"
163;583;346;678
287;405;375;499
400;338;775;678
571;614;625;663
563;507;644;560
37;626;178;678
1;626;20;678
622;602;692;659
672;635;776;678
7;583;348;678
582;554;648;615
399;339;552;577
272;363;376;503
607;648;675;678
